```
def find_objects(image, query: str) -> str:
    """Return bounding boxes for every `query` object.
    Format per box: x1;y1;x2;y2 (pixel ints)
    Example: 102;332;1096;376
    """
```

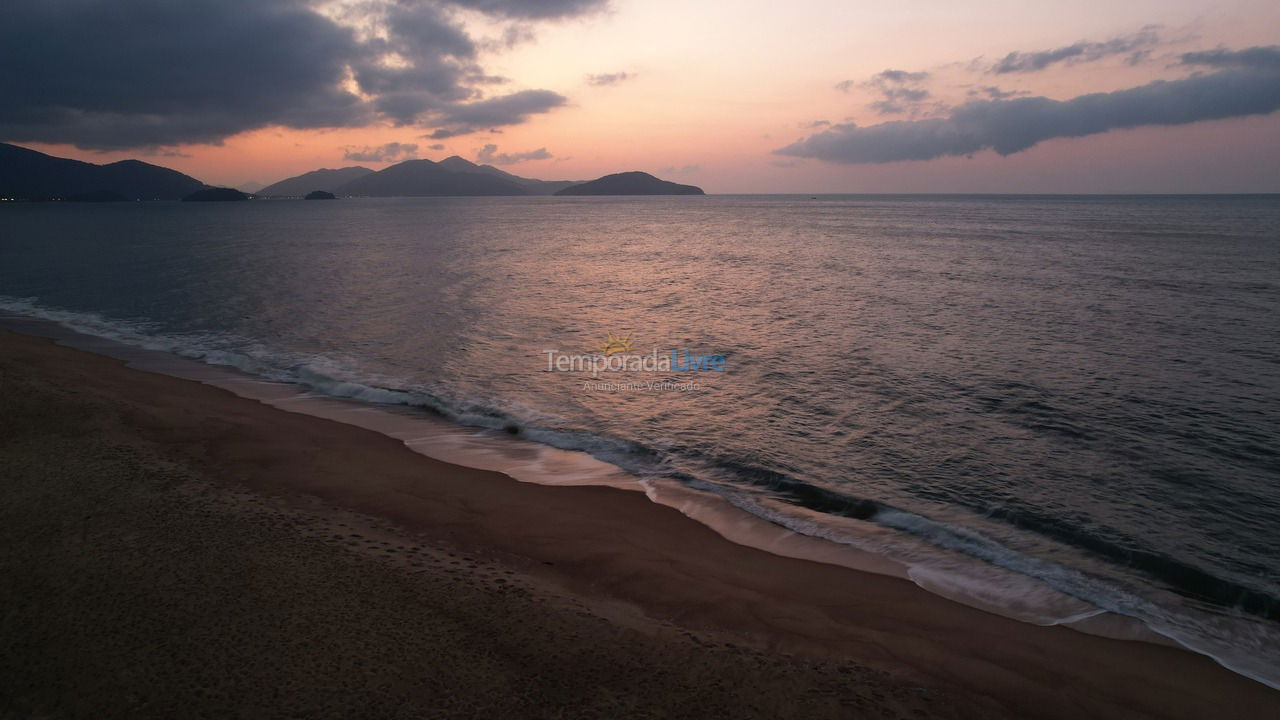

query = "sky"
2;0;1279;193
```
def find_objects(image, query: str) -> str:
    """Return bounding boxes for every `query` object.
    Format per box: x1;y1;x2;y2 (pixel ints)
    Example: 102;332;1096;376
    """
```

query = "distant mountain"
334;159;529;197
304;190;336;200
435;156;582;195
554;171;704;196
183;188;249;202
0;143;206;200
257;166;373;197
0;143;709;202
256;156;583;198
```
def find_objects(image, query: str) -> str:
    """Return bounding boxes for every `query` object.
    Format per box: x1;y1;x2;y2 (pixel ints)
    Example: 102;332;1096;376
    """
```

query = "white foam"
3;296;1278;690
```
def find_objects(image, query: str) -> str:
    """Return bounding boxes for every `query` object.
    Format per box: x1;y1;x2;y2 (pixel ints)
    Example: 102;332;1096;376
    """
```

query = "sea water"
2;194;1278;686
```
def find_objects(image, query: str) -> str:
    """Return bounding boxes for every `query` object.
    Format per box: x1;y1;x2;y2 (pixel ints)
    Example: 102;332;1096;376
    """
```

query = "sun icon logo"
594;332;635;356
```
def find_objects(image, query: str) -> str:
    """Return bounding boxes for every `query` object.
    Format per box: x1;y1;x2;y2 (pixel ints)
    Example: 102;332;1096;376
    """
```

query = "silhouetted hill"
183;188;249;202
96;159;207;200
554;171;704;196
304;190;336;200
435;156;581;195
257;167;373;197
334;159;529;197
257;156;583;198
0;143;206;200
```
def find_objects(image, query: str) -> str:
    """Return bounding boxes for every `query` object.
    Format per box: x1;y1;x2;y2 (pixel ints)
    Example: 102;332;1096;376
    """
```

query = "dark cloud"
347;0;477;126
968;86;1026;100
428;143;446;150
0;0;366;148
427;89;567;138
1180;45;1280;70
833;69;928;99
141;148;193;159
0;0;593;150
870;90;931;115
475;143;551;164
777;48;1280;164
990;26;1161;74
871;69;930;85
478;23;537;52
586;72;633;87
440;0;608;20
343;142;419;162
852;69;935;116
466;72;511;85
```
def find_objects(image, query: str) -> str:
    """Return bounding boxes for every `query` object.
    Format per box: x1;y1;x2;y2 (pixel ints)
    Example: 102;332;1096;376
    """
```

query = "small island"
554;171;704;196
182;188;250;202
304;190;337;200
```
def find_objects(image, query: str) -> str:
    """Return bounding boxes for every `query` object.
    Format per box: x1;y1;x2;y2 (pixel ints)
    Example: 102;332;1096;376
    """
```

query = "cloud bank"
1180;46;1280;70
990;26;1162;74
856;70;934;115
343;142;419;162
777;46;1280;164
475;143;552;164
427;90;567;138
442;0;606;20
0;0;605;150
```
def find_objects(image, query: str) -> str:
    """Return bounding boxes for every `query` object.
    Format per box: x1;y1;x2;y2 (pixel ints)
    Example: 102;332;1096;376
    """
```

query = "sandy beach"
1;327;1277;719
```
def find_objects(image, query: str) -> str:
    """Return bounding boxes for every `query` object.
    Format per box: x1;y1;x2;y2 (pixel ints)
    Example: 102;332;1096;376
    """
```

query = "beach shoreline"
2;327;1277;719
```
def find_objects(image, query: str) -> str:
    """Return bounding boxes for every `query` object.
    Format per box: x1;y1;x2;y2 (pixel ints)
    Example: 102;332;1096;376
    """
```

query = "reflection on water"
3;194;1279;686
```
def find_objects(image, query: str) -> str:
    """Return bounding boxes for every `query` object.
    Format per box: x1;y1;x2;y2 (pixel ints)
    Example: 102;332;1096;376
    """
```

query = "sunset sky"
4;0;1279;192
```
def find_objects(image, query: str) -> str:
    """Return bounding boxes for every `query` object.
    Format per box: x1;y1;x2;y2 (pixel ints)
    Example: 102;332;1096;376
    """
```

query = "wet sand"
1;328;1276;719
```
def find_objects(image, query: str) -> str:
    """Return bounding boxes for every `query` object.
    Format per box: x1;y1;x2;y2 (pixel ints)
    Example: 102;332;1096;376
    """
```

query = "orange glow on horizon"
17;0;1280;193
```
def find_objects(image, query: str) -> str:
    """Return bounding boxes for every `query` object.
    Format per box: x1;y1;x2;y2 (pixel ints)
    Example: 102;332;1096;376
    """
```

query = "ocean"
2;194;1278;687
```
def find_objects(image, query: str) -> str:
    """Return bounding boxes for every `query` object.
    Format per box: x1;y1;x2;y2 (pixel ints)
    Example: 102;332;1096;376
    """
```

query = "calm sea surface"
3;195;1279;685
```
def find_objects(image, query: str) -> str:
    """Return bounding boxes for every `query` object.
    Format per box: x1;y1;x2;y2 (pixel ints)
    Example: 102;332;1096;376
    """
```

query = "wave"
645;441;1280;624
2;293;1278;690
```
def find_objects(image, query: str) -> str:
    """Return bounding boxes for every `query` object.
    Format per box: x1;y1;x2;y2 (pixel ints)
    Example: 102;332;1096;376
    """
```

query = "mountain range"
258;156;584;197
0;143;206;200
256;167;374;197
0;143;703;200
